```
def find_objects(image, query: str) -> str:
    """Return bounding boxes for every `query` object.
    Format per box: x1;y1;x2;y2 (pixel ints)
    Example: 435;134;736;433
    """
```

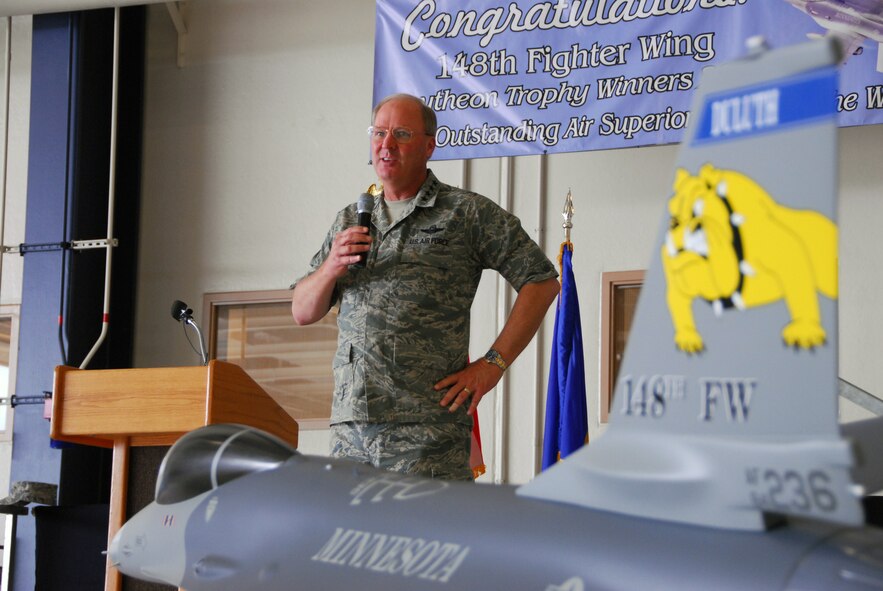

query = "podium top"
50;360;299;448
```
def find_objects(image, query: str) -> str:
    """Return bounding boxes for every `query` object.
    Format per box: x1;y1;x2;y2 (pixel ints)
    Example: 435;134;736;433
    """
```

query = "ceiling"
0;1;170;18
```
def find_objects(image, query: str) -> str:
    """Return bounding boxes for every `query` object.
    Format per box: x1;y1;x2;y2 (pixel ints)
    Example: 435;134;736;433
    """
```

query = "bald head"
372;94;437;136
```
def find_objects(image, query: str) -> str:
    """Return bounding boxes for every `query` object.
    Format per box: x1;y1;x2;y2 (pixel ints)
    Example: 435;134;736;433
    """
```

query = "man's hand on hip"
434;360;504;416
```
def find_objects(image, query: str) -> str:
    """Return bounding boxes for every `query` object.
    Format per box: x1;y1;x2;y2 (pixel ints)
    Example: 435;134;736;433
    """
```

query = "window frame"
203;289;335;430
599;270;644;423
0;304;20;441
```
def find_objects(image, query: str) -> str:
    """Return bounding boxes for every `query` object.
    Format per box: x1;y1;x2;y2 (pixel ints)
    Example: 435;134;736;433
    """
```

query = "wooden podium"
50;361;299;591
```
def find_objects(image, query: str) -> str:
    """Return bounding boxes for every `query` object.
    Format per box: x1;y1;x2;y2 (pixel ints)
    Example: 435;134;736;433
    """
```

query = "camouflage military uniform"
295;170;557;477
329;422;472;480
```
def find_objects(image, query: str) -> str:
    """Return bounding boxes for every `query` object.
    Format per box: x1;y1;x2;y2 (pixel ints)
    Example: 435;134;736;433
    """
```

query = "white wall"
0;16;32;496
0;18;29;309
836;124;883;422
135;0;383;459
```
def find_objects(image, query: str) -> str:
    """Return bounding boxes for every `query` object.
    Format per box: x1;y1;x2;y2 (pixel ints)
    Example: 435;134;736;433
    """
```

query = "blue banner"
373;0;883;160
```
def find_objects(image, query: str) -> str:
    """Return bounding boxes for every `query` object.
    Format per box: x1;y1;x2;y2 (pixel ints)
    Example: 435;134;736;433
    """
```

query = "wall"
837;123;883;421
0;16;31;497
1;2;878;489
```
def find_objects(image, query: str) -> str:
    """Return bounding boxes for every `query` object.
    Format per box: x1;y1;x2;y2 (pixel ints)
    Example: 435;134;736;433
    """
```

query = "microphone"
171;299;208;366
171;300;192;322
355;192;374;267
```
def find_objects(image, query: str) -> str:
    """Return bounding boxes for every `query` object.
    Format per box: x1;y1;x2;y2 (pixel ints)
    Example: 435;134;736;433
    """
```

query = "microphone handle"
186;317;209;366
355;211;371;267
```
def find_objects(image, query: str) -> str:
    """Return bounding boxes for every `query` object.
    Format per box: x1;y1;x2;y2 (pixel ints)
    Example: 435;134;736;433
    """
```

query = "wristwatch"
483;348;508;372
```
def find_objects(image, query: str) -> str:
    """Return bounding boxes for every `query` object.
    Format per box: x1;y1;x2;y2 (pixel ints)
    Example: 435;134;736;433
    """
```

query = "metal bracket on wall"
0;391;51;408
0;392;52;422
2;238;118;255
165;1;189;68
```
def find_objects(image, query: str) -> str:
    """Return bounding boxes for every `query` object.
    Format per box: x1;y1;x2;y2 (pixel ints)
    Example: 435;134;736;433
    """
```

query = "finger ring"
463;387;472;395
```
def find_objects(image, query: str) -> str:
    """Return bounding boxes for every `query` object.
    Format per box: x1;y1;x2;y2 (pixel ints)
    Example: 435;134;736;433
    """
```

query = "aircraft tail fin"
519;38;862;530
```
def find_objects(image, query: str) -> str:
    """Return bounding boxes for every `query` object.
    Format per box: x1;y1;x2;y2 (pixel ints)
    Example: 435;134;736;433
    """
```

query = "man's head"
370;94;437;200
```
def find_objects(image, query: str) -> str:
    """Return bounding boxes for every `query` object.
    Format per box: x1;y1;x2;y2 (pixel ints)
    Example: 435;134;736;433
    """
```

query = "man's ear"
426;136;436;160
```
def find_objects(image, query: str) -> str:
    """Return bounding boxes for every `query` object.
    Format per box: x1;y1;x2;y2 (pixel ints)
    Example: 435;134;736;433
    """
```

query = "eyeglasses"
367;126;432;144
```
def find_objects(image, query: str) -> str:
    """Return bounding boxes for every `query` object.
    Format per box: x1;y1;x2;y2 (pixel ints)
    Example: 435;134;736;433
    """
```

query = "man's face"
371;99;436;193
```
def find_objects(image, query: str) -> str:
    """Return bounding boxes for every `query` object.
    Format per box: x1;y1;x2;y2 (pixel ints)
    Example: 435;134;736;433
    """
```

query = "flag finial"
562;189;574;243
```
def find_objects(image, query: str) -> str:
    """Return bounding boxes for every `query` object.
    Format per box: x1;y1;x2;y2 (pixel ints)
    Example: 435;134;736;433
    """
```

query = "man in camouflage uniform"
291;94;559;480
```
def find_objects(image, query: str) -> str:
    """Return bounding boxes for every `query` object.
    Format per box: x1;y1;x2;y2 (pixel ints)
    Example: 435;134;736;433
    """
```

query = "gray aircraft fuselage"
110;449;883;591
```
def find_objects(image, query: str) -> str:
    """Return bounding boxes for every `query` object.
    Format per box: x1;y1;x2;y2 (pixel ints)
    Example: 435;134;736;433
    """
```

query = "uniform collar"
374;169;440;235
411;169;440;208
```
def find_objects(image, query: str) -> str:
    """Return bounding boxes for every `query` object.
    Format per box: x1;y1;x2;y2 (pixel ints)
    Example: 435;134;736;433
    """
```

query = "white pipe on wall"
493;156;515;484
80;6;119;368
0;19;11;298
532;154;549;475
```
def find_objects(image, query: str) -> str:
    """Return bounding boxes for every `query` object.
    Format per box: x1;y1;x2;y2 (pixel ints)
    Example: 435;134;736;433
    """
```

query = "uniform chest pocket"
398;246;452;270
394;247;457;308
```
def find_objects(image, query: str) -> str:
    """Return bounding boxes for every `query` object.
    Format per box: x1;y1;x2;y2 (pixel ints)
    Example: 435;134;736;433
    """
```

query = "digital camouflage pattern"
329;421;472;481
294;170;557;427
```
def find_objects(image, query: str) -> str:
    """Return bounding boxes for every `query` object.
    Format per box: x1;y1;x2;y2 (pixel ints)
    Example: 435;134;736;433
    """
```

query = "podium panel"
52;361;299;447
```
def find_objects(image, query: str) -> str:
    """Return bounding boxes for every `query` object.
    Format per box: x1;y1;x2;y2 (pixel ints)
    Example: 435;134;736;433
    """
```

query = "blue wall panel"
11;13;74;591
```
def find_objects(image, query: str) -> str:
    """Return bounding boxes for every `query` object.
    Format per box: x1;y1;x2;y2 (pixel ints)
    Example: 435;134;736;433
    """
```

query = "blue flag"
542;243;588;470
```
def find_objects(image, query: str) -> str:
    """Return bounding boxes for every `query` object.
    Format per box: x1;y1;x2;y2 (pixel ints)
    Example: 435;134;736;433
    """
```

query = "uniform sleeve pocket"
332;341;353;368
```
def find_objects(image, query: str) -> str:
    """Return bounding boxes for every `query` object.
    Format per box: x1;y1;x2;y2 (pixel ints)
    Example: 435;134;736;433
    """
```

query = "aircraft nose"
107;529;127;566
108;526;146;569
106;505;190;587
106;534;121;566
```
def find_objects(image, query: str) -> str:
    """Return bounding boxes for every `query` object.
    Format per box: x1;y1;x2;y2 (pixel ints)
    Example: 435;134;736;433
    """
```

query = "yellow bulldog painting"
662;163;837;354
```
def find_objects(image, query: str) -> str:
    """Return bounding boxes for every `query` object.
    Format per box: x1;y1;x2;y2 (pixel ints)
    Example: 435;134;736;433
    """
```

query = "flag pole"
542;190;588;470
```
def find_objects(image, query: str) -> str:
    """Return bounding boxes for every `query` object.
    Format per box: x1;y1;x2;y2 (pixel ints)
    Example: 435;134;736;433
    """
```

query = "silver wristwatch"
483;348;508;372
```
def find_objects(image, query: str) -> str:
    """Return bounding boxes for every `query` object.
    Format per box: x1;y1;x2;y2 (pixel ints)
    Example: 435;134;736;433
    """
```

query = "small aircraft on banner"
109;36;883;591
784;0;883;70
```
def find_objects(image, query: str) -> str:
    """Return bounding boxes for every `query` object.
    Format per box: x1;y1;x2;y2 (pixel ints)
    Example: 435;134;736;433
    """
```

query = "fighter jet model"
110;37;883;591
784;0;883;70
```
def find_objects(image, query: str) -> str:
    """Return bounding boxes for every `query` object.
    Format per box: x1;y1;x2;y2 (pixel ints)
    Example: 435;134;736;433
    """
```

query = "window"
0;305;19;440
599;271;644;423
203;290;336;430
